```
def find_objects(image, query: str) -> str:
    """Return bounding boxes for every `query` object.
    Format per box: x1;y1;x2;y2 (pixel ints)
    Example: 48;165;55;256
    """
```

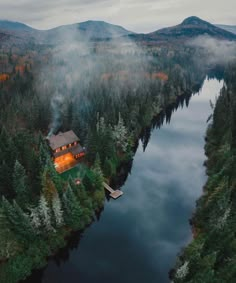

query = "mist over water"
24;78;223;283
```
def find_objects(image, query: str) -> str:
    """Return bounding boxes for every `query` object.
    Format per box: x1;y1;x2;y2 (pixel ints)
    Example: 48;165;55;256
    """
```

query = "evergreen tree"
92;153;103;176
39;142;50;168
29;207;41;230
44;158;64;194
0;205;18;259
38;195;52;232
82;172;94;192
1;197;34;243
41;167;58;204
52;192;64;227
85;129;98;163
113;113;128;152
62;186;82;230
12;160;29;205
103;158;116;178
0;161;14;198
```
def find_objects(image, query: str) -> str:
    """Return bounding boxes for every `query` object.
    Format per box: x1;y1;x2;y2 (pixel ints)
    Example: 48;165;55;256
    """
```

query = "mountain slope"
0;20;134;45
130;16;236;43
0;17;235;47
77;20;133;38
0;20;33;31
44;20;134;42
216;24;236;35
152;16;236;39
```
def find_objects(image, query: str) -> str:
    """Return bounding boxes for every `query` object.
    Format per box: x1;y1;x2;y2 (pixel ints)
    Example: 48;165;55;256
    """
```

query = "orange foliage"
152;72;168;81
15;65;25;75
101;70;169;82
0;73;10;82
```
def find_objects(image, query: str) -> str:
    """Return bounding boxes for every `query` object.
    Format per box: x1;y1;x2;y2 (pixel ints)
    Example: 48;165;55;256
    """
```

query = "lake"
25;78;223;283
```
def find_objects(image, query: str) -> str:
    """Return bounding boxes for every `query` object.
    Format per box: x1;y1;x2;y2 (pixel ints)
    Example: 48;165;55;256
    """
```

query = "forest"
0;34;233;282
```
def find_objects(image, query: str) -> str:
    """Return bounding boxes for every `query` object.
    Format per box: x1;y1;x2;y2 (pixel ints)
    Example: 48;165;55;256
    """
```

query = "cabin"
47;130;85;173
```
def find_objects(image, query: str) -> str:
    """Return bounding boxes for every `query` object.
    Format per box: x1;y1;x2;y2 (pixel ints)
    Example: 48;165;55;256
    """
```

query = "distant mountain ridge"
75;20;134;38
0;20;134;42
0;17;235;45
145;16;236;41
0;20;33;31
216;24;236;35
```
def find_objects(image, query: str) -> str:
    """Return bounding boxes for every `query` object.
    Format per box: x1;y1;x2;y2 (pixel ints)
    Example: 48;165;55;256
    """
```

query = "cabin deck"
103;182;123;199
54;153;79;174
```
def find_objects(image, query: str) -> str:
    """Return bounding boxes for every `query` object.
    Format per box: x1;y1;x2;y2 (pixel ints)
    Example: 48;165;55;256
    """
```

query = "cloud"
188;36;236;64
0;0;235;32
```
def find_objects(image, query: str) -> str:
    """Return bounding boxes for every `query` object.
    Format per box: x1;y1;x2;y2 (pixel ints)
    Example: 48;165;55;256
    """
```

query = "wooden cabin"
47;130;85;173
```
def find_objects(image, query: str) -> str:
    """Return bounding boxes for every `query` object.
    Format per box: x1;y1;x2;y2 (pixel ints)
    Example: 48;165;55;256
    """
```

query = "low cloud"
187;36;236;64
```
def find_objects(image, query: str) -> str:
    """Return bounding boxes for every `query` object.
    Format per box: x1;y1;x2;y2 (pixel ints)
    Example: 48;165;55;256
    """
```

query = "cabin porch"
54;152;79;174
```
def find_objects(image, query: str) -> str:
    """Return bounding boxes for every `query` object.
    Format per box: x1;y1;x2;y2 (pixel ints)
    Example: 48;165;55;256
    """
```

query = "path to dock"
103;182;123;199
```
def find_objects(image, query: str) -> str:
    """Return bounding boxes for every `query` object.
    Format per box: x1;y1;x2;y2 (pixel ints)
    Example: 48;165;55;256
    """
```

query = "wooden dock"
103;182;123;199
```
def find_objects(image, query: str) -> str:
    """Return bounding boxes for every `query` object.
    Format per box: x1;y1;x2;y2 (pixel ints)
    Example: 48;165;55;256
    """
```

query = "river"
25;78;223;283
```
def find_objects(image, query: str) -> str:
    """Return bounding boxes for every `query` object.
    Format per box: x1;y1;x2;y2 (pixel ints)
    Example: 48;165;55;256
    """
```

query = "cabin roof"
48;130;79;150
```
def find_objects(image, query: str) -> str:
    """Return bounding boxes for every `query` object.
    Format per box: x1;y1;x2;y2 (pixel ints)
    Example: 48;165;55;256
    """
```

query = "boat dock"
103;182;123;199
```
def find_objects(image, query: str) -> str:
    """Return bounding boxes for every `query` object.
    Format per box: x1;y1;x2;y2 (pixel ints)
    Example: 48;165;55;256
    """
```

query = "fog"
35;26;150;135
188;36;236;64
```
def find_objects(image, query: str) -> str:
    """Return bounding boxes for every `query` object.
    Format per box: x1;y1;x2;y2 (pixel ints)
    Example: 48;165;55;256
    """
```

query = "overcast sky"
0;0;235;33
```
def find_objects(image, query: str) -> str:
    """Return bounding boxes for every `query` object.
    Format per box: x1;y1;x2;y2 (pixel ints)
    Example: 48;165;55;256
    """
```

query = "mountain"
0;20;133;40
216;24;236;35
152;16;236;39
76;20;133;38
0;17;235;47
0;20;33;31
130;16;236;43
0;20;134;45
44;20;134;42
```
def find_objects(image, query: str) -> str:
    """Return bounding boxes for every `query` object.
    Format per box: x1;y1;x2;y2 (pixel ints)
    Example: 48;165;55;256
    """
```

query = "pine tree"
92;169;104;192
92;153;103;176
12;160;29;205
44;158;64;193
39;142;50;167
62;186;82;230
41;167;58;204
113;113;128;152
0;204;18;259
29;207;41;230
1;197;34;243
0;126;9;146
82;172;94;192
28;149;41;197
85;129;98;163
38;195;52;232
0;161;14;198
52;192;64;227
103;157;116;178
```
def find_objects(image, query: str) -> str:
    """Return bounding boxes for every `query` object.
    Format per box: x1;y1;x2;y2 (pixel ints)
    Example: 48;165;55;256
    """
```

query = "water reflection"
24;79;223;283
